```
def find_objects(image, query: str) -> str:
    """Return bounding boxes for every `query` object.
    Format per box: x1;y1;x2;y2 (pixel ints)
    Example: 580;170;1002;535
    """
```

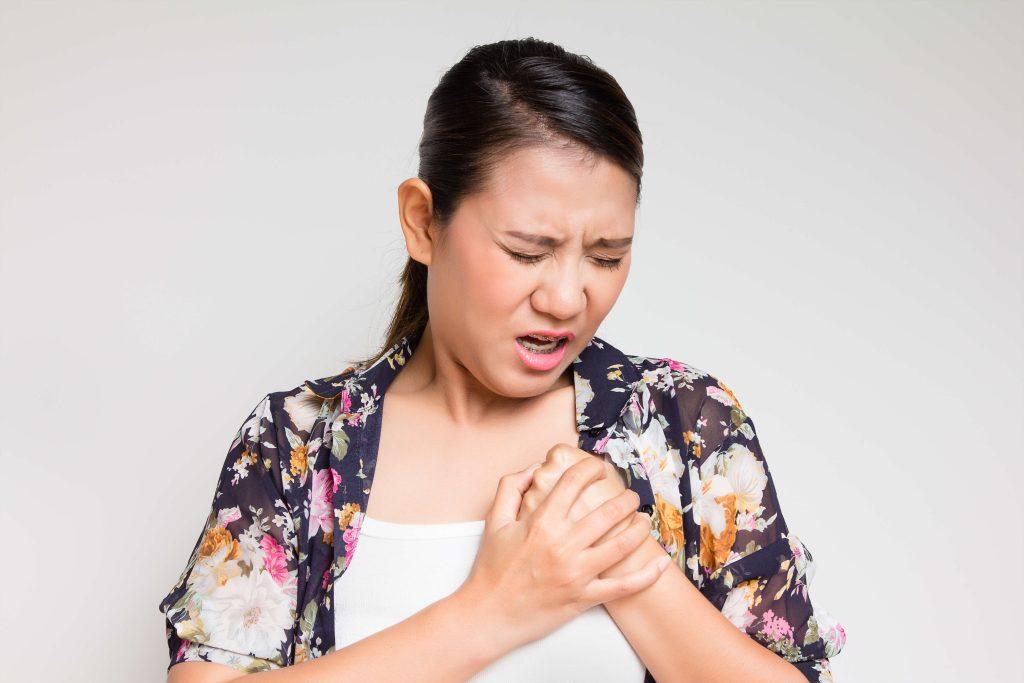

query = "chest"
363;386;582;523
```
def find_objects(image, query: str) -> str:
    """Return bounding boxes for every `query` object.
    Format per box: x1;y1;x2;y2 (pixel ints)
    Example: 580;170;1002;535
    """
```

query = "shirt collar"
304;327;640;434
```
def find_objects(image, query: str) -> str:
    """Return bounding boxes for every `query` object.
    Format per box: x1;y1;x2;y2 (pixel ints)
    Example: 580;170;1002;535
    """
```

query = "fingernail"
657;556;671;572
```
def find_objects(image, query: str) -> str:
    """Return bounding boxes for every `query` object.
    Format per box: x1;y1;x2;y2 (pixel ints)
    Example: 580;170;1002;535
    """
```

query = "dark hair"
350;37;644;370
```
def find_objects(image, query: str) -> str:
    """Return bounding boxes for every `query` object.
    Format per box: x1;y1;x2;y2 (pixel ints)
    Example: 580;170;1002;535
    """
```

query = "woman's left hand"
519;443;639;546
519;444;664;581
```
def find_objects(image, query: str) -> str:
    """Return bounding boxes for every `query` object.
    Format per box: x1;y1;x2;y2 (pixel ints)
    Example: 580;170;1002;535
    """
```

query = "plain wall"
1;1;1020;681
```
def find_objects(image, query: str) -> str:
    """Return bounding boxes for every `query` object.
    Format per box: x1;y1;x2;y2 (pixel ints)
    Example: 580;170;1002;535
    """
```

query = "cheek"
455;246;531;311
585;268;630;317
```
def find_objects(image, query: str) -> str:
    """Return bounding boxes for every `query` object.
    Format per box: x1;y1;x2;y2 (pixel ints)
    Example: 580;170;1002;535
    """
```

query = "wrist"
444;582;522;669
598;534;667;580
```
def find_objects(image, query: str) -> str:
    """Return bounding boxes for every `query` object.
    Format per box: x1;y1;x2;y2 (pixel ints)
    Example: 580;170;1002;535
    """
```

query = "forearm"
264;590;515;682
171;589;516;683
599;537;806;683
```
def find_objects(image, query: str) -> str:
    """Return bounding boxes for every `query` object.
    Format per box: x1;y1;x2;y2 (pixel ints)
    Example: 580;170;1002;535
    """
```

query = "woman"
159;38;846;682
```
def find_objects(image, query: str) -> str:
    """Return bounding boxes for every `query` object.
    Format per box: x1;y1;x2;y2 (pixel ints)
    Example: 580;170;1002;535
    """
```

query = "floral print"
158;327;846;680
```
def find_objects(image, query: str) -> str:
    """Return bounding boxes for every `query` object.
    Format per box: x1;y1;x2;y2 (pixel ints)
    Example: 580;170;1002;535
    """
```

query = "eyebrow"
503;230;633;250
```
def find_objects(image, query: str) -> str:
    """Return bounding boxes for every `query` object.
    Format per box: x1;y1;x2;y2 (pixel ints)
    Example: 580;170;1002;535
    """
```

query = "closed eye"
504;248;624;271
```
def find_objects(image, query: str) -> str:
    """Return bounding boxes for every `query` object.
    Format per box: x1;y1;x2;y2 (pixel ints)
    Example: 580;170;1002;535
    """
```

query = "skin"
360;142;638;525
168;144;806;682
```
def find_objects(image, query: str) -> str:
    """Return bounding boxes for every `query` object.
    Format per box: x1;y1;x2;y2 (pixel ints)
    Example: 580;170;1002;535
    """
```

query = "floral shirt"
158;327;846;681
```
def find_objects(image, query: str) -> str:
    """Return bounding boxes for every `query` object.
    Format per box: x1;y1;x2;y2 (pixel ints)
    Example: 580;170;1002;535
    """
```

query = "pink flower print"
216;506;242;527
321;568;331;590
340;389;352;414
309;469;335;539
343;512;364;563
758;609;795;644
176;638;190;661
662;358;687;374
826;620;847;652
260;535;289;586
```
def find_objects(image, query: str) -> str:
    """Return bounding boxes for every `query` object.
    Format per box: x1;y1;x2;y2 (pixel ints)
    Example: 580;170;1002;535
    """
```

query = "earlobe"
397;177;435;266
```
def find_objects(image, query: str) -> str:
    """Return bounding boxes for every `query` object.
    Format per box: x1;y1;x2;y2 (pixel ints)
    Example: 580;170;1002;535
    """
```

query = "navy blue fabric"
158;328;845;680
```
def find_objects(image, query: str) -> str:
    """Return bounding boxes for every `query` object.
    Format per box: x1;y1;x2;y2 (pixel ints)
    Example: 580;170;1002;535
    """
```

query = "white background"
1;2;1020;681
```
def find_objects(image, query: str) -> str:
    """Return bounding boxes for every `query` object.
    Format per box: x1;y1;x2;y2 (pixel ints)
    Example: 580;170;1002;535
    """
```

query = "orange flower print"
654;493;685;551
235;447;258;469
190;525;243;595
198;526;239;561
683;429;703;460
336;502;361;531
290;444;309;478
697;476;737;575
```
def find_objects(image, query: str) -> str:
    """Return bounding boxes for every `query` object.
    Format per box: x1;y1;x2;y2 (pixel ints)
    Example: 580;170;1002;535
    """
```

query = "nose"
530;260;587;321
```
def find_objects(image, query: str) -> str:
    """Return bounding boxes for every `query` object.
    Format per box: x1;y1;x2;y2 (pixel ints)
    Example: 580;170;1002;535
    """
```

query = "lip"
514;332;573;371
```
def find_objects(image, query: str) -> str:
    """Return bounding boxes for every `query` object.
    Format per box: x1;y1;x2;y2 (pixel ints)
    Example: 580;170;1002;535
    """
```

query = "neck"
389;321;573;427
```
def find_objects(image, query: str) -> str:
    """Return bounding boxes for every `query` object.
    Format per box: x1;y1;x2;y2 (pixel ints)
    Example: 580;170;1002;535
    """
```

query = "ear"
397;177;437;266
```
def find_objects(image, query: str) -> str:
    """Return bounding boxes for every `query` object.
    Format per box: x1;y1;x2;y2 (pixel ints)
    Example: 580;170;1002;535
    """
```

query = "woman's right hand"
455;457;671;651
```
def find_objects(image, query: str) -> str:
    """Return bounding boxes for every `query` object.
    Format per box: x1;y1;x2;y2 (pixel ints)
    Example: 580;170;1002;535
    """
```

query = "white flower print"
199;570;294;658
723;443;768;514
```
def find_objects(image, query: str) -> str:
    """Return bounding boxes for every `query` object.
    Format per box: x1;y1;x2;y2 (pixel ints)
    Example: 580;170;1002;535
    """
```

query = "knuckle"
573;456;601;477
561;465;586;486
547;443;575;462
533;469;554;487
584;456;605;476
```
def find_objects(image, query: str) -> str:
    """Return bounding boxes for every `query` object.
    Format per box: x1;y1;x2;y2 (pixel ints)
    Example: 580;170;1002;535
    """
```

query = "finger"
487;462;542;528
579;509;651;574
544;442;590;468
533;456;607;523
518;488;541;521
569;488;641;551
579;553;672;607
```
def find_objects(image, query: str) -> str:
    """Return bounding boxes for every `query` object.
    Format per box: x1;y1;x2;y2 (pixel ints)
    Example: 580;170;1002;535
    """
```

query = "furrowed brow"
504;230;632;250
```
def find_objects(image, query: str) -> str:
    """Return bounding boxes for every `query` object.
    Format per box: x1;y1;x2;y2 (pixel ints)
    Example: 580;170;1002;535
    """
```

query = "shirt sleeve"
157;392;300;673
680;375;846;682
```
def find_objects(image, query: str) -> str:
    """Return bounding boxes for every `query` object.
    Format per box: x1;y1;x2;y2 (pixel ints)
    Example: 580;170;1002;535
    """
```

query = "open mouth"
515;335;568;354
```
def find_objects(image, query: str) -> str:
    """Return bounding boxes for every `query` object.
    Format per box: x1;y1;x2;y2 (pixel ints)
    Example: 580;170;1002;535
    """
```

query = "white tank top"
333;514;648;681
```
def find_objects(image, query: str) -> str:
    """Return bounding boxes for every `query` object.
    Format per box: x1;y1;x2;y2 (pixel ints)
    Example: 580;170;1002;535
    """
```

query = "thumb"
487;462;542;528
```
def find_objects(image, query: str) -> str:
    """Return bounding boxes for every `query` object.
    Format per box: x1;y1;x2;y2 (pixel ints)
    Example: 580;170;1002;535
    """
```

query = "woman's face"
421;144;636;398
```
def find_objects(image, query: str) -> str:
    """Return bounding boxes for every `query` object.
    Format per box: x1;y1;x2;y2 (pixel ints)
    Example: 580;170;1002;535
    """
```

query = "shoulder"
624;353;749;439
626;353;743;411
621;353;759;470
260;361;362;438
258;381;331;444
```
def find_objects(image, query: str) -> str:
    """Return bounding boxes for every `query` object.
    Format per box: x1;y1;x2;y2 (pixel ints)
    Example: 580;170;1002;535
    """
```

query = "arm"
597;537;808;683
167;587;518;683
598;373;845;682
161;392;524;682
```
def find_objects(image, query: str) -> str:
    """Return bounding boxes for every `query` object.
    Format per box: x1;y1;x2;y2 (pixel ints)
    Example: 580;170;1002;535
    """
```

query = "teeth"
518;336;563;353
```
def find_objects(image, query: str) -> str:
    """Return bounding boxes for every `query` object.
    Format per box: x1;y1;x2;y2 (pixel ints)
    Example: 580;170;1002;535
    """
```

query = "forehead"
471;145;637;237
